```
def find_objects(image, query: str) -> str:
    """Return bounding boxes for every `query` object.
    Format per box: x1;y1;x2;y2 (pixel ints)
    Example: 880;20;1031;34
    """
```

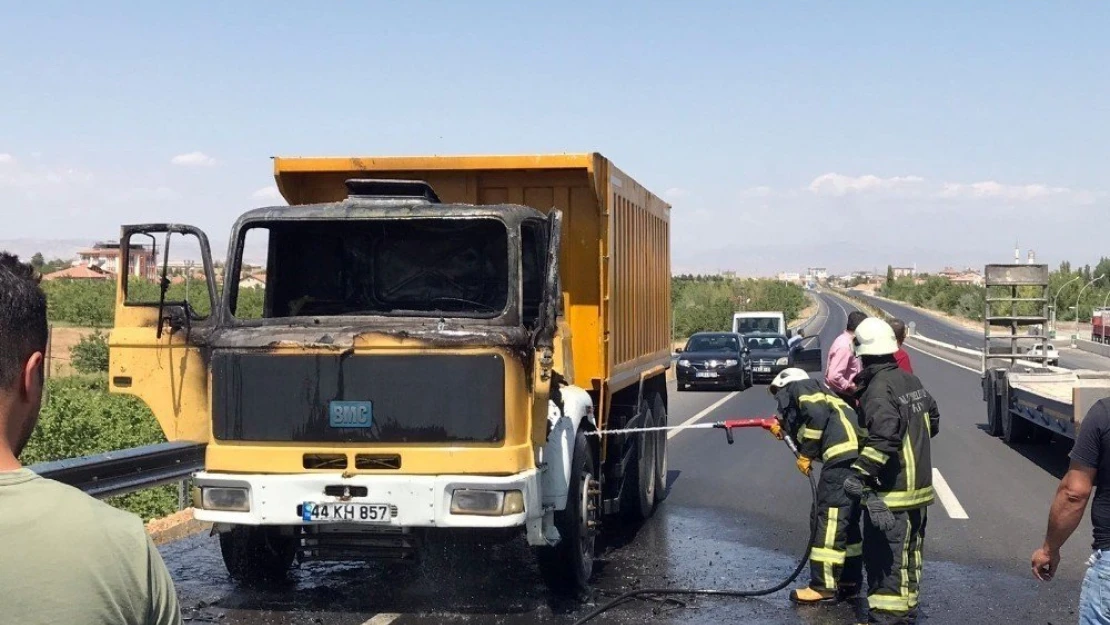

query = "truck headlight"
677;359;691;367
201;487;251;512
776;357;789;366
725;359;739;367
450;489;525;516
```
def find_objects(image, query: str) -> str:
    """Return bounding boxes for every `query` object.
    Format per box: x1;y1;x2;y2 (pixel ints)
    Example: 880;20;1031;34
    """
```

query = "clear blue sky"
2;2;1107;274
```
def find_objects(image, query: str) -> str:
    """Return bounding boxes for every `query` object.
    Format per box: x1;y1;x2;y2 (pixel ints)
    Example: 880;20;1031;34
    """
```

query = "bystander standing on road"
0;253;183;625
1032;398;1110;624
789;328;805;348
826;311;867;406
890;318;914;374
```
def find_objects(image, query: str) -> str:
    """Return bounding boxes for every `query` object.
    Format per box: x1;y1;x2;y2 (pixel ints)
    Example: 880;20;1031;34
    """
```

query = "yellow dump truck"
108;153;671;591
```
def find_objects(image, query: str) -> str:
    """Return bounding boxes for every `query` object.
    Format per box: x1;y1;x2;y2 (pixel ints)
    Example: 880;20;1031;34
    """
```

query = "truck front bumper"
192;470;543;532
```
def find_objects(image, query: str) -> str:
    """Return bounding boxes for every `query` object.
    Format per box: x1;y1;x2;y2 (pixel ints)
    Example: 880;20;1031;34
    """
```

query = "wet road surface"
160;293;1088;624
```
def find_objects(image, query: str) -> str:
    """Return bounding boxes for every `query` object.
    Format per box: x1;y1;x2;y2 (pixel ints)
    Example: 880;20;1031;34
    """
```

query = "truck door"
790;335;824;373
531;209;564;445
108;225;219;442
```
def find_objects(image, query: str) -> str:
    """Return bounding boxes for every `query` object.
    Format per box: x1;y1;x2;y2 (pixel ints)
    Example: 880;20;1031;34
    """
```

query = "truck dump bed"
271;153;671;395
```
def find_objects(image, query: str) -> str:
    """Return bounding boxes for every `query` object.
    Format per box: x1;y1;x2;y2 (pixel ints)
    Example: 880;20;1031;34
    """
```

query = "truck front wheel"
219;526;297;584
537;428;598;595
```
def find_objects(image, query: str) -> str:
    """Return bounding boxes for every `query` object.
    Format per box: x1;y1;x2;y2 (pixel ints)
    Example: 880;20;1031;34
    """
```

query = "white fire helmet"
853;317;899;357
769;368;810;394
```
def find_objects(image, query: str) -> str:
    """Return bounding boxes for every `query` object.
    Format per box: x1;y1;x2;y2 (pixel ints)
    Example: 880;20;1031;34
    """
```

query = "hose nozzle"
713;417;779;444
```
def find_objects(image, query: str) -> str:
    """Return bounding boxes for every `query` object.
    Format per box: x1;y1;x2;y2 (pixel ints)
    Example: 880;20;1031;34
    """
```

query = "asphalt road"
852;290;1110;372
159;293;1091;624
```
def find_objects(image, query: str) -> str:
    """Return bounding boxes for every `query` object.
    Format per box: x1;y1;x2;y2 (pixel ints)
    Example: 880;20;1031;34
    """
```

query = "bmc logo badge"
329;401;374;428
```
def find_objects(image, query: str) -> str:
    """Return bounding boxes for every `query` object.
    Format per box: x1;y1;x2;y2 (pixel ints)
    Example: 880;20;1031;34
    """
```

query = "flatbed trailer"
982;264;1110;442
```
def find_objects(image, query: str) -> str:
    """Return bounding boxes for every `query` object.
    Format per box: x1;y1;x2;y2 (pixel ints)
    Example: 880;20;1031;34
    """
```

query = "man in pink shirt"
825;311;868;404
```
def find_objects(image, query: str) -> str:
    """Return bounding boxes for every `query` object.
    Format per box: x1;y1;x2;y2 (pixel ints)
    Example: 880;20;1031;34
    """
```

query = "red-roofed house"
42;264;113;281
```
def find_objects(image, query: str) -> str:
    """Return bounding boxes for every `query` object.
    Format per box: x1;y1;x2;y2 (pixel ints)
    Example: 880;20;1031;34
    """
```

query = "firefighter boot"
789;586;837;604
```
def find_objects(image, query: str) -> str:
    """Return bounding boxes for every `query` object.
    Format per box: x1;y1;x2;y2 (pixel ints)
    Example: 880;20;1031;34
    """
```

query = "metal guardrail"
29;441;205;500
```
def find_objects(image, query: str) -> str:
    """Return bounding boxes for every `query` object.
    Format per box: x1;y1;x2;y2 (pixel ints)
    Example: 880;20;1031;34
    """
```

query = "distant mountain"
1;237;268;266
0;239;94;262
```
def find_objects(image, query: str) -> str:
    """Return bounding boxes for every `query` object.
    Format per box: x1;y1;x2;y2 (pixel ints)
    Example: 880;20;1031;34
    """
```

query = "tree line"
880;257;1110;323
672;275;807;338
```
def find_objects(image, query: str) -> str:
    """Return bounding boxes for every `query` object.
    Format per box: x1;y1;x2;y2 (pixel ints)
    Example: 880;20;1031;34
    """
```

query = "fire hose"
572;417;819;625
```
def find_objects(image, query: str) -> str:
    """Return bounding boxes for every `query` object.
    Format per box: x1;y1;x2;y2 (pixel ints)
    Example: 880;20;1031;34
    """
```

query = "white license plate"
301;502;391;523
753;366;772;373
695;371;718;378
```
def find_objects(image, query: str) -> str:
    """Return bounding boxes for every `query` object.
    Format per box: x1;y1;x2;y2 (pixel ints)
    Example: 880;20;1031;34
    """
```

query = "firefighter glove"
796;455;812;476
769;422;784;440
843;475;865;500
844;475;897;533
861;491;897;533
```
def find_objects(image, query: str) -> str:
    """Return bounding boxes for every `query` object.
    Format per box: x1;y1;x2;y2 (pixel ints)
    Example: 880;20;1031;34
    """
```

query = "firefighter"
846;317;940;624
768;367;864;604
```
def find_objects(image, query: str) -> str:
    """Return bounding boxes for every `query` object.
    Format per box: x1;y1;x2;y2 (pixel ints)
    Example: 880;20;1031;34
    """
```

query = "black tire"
985;379;1003;437
622;398;657;522
1002;408;1033;444
537;428;598;595
219;526;297;583
652;393;669;504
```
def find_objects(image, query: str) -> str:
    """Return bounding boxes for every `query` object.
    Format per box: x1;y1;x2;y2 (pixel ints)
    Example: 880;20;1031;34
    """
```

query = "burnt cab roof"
234;178;547;228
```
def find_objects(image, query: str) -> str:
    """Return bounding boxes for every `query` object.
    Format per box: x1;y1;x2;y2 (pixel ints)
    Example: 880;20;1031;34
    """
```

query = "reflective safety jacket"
851;361;940;510
776;378;862;466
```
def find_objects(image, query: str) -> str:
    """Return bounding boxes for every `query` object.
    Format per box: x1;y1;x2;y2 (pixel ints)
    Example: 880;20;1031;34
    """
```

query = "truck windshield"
735;317;779;334
233;218;509;318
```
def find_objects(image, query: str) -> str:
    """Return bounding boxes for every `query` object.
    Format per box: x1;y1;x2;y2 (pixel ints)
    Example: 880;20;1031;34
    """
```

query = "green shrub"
70;330;109;374
672;276;808;339
21;375;167;466
22;376;176;520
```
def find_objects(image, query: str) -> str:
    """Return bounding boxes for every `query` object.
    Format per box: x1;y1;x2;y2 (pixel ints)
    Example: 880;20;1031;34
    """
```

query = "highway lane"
854;290;1110;372
156;294;1089;624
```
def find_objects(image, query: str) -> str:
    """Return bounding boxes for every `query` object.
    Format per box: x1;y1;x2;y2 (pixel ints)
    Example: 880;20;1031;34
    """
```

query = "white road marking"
667;392;739;439
828;291;852;321
362;614;401;625
903;342;982;374
932;468;969;519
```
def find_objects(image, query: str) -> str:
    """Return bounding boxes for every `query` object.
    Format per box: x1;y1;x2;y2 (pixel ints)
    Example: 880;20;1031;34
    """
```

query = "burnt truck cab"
109;180;598;585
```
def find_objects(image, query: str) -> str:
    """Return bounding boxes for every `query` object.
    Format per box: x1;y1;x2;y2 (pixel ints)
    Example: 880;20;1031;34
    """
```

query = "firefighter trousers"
810;465;863;593
863;505;928;624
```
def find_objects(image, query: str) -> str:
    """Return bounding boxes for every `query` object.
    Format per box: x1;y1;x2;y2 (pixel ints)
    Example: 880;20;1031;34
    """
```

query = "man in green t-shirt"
0;253;182;625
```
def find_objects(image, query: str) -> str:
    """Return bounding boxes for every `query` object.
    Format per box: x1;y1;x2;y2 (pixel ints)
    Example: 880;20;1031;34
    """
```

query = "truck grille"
212;353;505;443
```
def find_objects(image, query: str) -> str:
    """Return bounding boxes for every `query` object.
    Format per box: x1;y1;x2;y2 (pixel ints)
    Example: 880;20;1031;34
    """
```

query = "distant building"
77;241;157;280
892;267;916;278
239;273;266;289
777;272;802;283
805;267;829;282
42;263;113;281
938;266;984;286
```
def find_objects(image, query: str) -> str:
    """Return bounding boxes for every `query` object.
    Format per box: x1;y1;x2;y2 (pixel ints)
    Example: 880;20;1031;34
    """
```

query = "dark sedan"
675;332;753;391
744;332;824;383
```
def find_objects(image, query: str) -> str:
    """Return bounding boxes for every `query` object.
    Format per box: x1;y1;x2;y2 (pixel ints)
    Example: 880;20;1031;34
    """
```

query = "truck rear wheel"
985;381;1003;437
652;393;669;504
219;526;297;584
1002;408;1033;444
622;398;657;521
537;428;598;595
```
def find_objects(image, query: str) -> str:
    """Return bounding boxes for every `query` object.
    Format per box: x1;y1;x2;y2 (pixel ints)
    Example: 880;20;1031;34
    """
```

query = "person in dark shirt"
889;318;913;374
1032;398;1110;623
